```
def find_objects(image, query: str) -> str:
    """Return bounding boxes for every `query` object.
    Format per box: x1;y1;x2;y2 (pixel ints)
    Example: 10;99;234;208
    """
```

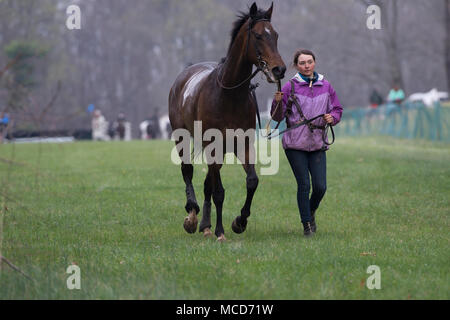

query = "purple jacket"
270;73;343;151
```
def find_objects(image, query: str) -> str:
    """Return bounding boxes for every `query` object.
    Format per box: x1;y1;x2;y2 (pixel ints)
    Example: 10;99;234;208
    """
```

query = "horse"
168;2;286;241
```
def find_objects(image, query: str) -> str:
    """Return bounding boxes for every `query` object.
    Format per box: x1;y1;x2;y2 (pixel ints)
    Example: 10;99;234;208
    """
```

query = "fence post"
434;102;442;141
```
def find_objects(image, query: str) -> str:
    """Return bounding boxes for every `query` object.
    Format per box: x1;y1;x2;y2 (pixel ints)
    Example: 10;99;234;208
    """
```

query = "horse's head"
246;2;286;83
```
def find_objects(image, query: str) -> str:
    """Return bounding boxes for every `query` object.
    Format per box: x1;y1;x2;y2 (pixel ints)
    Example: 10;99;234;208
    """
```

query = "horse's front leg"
199;170;213;237
208;163;226;241
232;148;259;234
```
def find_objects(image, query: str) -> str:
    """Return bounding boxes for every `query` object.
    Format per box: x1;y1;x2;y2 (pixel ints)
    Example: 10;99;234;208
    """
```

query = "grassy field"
0;136;448;299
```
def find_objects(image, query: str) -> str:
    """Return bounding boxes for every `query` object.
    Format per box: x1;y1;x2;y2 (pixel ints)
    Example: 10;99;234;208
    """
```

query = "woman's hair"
292;49;316;68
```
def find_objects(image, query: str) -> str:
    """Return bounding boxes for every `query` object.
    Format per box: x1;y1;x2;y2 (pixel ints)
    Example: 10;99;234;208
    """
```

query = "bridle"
246;18;274;82
216;17;284;138
216;17;273;90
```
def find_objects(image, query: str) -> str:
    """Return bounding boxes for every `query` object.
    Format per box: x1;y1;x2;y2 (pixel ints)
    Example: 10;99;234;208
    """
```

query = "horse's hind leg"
199;171;213;237
173;133;200;233
181;162;200;233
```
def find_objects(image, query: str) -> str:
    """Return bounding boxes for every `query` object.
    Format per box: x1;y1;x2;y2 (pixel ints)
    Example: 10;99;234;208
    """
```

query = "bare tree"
359;0;404;89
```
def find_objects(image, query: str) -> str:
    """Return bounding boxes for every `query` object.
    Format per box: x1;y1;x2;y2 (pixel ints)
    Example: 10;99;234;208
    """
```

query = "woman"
271;49;343;237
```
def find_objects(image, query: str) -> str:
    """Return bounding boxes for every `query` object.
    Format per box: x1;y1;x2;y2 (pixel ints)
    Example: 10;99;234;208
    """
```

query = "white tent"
408;88;448;107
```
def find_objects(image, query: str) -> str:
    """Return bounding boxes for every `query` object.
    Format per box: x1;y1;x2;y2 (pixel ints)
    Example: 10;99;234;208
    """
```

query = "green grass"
0;136;448;299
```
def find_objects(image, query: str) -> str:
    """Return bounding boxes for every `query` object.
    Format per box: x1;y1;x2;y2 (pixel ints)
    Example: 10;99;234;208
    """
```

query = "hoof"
217;234;226;242
231;216;247;234
183;211;198;234
202;228;213;238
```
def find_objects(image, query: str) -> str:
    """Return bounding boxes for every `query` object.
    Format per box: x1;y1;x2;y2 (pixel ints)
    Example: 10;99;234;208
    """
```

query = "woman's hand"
323;114;334;124
274;91;283;103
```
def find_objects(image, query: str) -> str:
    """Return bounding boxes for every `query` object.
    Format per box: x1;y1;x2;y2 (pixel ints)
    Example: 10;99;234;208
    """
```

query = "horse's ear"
249;2;258;17
265;2;273;20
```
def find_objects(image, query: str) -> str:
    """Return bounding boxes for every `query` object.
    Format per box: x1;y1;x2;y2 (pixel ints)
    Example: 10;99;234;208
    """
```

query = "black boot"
310;210;317;233
302;221;314;237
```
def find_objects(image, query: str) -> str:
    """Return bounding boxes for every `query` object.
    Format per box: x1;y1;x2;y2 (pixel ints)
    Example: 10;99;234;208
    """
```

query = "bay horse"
168;3;286;241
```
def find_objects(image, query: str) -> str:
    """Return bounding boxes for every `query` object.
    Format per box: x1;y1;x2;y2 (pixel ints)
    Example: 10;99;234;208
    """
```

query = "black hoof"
232;216;247;234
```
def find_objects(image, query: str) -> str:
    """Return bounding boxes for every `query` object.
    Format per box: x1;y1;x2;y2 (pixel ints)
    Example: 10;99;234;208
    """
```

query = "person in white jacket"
92;109;110;141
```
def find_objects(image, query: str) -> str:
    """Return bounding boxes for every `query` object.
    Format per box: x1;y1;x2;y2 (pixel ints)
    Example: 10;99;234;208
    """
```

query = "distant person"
92;109;110;141
387;84;405;105
139;120;149;140
146;120;155;139
166;122;172;139
139;112;161;140
107;122;115;139
115;112;126;140
146;111;161;139
271;49;343;237
0;112;9;143
369;89;383;108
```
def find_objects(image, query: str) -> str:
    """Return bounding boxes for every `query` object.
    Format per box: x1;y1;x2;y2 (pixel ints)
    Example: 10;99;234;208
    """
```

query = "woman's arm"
328;84;343;126
270;82;290;122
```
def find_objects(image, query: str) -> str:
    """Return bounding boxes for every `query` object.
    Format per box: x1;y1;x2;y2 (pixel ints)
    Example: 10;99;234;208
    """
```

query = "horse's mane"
227;7;269;54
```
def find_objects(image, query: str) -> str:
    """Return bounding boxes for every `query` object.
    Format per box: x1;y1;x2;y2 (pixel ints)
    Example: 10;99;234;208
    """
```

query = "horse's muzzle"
272;66;286;80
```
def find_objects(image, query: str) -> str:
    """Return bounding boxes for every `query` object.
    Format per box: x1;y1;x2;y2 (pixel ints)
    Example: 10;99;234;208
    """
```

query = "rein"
256;80;335;145
265;80;335;145
216;66;262;90
266;113;335;145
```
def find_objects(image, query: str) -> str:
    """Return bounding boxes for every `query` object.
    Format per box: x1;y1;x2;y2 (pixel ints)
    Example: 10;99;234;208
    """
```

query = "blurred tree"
0;0;448;133
0;0;65;131
4;41;48;88
359;0;404;89
3;41;48;111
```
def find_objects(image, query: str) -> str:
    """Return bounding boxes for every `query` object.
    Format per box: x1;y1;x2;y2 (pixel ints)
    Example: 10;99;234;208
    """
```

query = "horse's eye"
254;33;263;40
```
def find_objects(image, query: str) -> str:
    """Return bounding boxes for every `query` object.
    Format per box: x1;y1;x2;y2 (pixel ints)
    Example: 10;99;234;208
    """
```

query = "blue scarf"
298;71;318;84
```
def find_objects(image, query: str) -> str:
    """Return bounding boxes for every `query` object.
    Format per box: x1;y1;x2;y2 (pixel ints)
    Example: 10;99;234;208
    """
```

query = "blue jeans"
284;149;327;223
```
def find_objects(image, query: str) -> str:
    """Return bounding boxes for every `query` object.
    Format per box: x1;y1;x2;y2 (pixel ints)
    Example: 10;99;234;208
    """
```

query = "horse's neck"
220;41;253;94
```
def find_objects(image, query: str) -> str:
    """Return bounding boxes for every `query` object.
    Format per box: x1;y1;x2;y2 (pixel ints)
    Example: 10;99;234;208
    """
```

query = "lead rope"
217;66;261;90
264;80;335;144
256;80;282;139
